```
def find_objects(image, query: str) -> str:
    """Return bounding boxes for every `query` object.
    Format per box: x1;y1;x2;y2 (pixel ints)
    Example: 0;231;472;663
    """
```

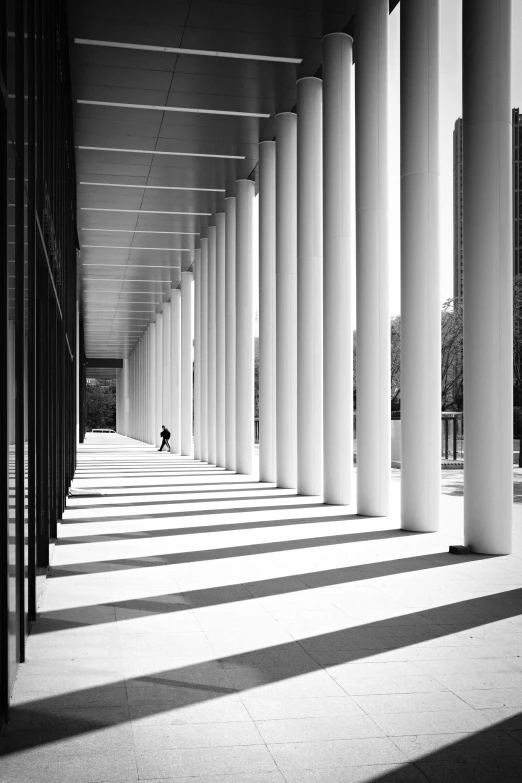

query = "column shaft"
400;0;441;531
181;271;194;456
193;251;202;459
323;33;353;504
216;213;226;467
235;179;255;474
171;288;181;453
123;357;129;437
297;78;323;496
162;302;172;441
259;141;277;483
149;323;156;444
463;0;512;554
207;225;217;465
276;112;298;489
155;313;163;448
225;198;237;471
200;238;209;462
355;0;390;515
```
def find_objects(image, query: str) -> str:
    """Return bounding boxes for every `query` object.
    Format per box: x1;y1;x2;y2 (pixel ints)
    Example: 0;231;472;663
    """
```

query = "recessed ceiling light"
81;228;199;235
78;99;270;119
82;245;190;252
77;145;245;160
81;207;210;216
79;181;225;193
74;38;302;64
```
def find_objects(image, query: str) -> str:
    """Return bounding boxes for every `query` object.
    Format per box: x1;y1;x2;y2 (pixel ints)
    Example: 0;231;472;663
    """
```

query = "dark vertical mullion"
14;0;26;663
26;0;36;623
0;0;10;726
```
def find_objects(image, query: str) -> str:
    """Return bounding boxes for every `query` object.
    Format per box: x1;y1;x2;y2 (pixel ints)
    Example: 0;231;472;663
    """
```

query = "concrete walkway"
1;434;522;782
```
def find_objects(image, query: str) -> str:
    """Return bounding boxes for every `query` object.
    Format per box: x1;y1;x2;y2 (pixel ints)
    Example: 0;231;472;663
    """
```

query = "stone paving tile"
3;437;522;783
136;745;278;778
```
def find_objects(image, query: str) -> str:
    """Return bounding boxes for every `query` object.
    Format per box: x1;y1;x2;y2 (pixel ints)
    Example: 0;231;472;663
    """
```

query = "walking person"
158;425;171;452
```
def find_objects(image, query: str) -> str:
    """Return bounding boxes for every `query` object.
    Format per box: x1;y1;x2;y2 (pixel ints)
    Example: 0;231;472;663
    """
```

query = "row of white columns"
116;0;512;556
117;276;193;452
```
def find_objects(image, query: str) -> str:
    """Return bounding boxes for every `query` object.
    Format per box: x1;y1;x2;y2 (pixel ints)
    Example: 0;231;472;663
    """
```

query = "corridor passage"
1;435;522;782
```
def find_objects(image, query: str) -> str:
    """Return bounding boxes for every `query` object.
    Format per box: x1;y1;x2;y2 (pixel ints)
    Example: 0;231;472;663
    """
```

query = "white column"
276;112;298;489
225;197;237;471
149;323;156;445
258;141;277;483
171;288;181;454
137;340;142;440
181;271;194;456
400;0;440;531
155;313;163;448
235;179;255;475
201;237;209;462
323;33;353;505
162;302;172;443
297;77;323;496
76;302;80;443
143;335;148;442
463;0;512;554
216;212;226;468
207;224;217;465
355;0;390;516
122;356;129;437
193;251;202;459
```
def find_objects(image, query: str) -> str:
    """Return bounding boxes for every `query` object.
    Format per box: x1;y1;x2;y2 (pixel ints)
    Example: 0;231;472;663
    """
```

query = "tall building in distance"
453;118;464;301
454;110;522;299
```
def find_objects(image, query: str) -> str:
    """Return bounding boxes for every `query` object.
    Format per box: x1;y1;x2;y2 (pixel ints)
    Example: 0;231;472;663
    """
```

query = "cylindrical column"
259;141;277;483
355;0;390;515
193;251;202;459
463;0;512;554
297;78;323;496
149;323;156;444
400;0;440;531
207;224;217;464
216;213;226;467
181;270;194;456
155;312;163;448
235;179;255;475
171;288;181;453
276;112;298;489
162;301;172;442
323;33;353;505
200;238;209;462
225;197;237;471
122;356;130;436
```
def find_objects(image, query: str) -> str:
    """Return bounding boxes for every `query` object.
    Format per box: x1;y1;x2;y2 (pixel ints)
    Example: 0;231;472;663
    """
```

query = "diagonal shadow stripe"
2;588;521;756
57;511;369;542
59;501;327;525
33;550;486;633
49;526;421;576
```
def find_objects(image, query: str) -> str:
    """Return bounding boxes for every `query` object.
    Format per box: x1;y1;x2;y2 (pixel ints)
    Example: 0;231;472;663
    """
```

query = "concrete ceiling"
67;0;357;361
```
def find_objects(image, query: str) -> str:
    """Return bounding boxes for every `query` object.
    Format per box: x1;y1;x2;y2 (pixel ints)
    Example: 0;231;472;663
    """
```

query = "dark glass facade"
0;0;78;723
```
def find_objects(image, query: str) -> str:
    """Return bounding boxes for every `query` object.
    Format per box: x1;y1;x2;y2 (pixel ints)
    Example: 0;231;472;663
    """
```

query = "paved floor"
2;434;522;782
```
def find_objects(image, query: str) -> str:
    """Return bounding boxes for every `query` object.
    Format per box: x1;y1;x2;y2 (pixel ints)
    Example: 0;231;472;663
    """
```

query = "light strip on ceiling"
83;264;180;269
81;228;199;235
84;278;172;283
74;37;302;64
77;145;245;160
79;181;225;193
81;207;210;216
82;245;190;252
78;99;270;119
